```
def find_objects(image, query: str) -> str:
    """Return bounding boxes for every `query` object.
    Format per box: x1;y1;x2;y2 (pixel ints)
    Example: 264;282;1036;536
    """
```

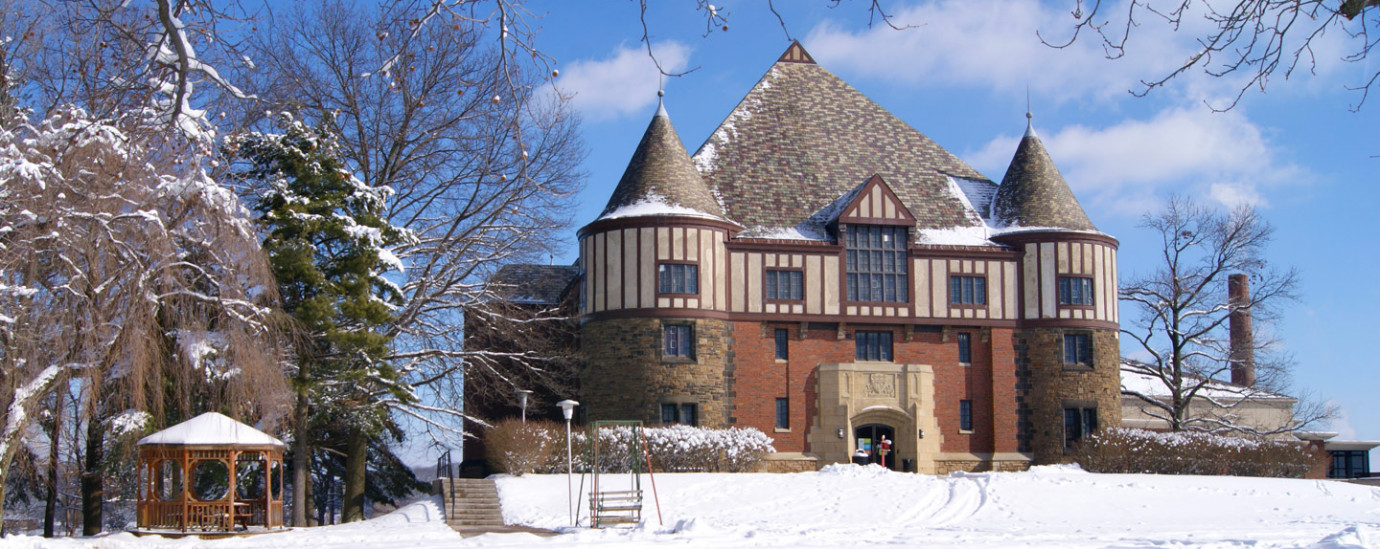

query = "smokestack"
1228;273;1255;387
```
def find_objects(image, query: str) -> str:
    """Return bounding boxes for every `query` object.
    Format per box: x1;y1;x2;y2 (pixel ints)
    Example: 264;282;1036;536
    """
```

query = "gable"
836;174;915;227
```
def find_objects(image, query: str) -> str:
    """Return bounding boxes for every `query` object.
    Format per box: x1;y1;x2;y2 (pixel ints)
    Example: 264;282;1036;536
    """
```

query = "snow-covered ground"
3;465;1378;548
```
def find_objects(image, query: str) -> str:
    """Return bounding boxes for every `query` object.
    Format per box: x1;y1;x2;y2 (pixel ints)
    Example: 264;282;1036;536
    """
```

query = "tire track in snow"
895;473;989;527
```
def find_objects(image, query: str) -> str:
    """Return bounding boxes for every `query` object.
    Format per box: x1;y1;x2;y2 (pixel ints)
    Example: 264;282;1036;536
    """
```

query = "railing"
137;500;281;531
436;449;454;480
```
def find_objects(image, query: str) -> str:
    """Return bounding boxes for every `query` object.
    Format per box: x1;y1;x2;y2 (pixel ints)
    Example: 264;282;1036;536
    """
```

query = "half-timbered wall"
1018;239;1118;323
580;224;731;315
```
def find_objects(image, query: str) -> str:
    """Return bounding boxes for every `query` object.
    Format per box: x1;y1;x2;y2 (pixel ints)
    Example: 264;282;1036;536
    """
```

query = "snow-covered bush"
1071;428;1325;477
519;424;775;474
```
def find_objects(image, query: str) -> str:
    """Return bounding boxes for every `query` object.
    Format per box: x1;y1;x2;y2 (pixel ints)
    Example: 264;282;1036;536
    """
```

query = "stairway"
434;478;504;529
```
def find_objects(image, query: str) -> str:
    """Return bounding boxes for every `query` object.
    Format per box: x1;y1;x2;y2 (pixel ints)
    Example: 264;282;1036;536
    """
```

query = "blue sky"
523;1;1379;448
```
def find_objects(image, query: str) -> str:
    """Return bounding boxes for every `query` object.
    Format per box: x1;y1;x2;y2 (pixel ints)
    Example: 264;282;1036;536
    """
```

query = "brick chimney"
1228;273;1255;387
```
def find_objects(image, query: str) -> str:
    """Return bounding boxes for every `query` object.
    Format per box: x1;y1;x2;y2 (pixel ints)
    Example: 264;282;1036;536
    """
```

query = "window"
845;225;908;303
957;332;972;364
1063;333;1093;367
855;330;893;361
960;400;973;431
765;270;804;301
776;398;790;429
664;324;693;358
661;403;699;426
949;275;987;306
774;329;789;360
1058;277;1095;306
1063;406;1098;450
1329;450;1371;479
657;263;698;295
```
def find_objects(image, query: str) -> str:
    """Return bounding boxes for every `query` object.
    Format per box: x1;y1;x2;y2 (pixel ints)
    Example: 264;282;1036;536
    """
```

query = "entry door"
854;424;897;470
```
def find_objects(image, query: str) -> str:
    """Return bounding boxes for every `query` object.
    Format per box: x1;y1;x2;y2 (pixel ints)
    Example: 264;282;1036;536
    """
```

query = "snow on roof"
949;176;999;221
595;196;729;223
138;412;285;448
1120;364;1294;401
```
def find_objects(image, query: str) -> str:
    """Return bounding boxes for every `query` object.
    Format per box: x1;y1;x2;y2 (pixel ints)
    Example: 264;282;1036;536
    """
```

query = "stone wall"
580;317;733;427
1018;327;1123;464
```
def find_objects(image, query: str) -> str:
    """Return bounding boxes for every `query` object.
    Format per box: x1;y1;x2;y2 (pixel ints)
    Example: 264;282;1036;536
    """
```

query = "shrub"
507;423;775;474
484;419;561;475
1071;428;1326;478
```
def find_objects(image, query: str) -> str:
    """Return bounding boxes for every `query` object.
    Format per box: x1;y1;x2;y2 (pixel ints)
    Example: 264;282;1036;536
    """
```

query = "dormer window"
845;225;908;303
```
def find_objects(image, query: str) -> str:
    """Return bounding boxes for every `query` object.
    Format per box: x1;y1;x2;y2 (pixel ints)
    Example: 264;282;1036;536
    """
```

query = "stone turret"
991;113;1121;463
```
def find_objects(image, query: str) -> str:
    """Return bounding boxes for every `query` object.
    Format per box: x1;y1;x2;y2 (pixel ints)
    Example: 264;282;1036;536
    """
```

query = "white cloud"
804;0;1207;105
966;107;1303;212
553;41;691;121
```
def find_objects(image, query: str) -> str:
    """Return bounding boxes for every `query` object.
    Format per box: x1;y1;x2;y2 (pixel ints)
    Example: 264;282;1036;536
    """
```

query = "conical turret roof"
992;118;1097;231
597;99;725;220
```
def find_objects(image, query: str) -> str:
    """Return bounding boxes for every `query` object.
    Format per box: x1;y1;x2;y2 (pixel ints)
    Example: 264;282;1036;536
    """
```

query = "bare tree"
1044;0;1380;110
1119;196;1332;435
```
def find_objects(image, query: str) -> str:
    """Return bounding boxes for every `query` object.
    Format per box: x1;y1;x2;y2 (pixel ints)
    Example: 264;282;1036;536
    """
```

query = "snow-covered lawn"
4;465;1378;548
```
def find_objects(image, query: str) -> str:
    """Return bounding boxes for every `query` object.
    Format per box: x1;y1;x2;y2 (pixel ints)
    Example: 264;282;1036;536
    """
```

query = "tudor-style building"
568;42;1120;473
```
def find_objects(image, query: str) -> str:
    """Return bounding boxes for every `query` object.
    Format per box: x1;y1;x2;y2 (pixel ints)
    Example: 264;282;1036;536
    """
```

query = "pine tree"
229;118;417;524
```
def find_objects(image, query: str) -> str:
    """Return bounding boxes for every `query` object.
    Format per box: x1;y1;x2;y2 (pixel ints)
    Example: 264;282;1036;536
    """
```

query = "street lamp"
516;389;533;423
556;399;579;526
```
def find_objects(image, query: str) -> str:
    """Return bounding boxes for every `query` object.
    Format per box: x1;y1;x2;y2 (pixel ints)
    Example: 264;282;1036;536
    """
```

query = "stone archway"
809;362;941;473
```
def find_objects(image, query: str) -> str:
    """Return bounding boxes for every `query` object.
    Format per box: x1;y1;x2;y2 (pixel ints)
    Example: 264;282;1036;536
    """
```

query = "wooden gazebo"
134;412;286;534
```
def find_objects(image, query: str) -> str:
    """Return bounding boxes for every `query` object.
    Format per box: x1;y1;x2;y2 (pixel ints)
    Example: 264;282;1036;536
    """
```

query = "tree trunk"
291;388;311;527
43;391;61;538
341;425;366;523
80;419;103;536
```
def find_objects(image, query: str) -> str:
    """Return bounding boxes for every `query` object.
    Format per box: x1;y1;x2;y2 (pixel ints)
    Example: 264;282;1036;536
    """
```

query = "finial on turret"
656;89;667;117
1024;88;1037;138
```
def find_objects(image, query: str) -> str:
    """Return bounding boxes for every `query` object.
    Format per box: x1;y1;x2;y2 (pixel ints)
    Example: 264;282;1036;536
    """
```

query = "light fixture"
517;389;534;423
917;428;925;439
837;428;845;439
556;400;579;526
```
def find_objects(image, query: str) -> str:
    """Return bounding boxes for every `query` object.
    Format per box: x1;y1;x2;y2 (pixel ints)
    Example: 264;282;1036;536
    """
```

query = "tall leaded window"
845;225;908;303
960;400;973;431
774;329;789;360
776;398;790;429
1063;406;1098;450
1064;333;1093;367
1058;276;1095;306
658;263;698;295
949;276;987;306
664;324;693;358
855;330;893;361
957;332;972;364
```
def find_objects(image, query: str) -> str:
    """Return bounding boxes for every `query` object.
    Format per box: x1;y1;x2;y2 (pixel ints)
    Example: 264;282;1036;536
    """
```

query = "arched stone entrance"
808;362;942;473
854;423;896;469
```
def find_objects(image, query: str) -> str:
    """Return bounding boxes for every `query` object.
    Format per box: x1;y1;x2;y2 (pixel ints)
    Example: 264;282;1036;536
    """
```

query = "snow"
598;196;725;222
137;412;284;448
1121;365;1294;400
4;467;1379;548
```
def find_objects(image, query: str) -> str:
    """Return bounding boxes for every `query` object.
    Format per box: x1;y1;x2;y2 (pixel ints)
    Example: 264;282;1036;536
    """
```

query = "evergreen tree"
228;118;418;524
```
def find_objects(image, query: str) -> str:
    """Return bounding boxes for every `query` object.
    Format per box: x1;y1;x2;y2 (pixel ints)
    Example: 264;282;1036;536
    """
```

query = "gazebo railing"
139;499;283;532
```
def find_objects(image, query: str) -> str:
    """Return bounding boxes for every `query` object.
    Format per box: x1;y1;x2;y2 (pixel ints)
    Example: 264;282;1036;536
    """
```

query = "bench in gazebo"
133;412;286;535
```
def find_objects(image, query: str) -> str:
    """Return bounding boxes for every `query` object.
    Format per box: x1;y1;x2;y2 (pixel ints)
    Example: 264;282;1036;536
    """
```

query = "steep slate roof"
598;99;725;220
489;264;581;305
691;41;992;239
991;119;1098;231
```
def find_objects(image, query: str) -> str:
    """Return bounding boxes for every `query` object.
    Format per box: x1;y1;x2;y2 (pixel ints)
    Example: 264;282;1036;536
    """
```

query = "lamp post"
556;399;579;526
516;389;533;423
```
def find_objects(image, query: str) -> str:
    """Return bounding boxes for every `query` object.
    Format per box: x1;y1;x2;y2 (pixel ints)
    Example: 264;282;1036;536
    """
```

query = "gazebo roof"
138;412;284;448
